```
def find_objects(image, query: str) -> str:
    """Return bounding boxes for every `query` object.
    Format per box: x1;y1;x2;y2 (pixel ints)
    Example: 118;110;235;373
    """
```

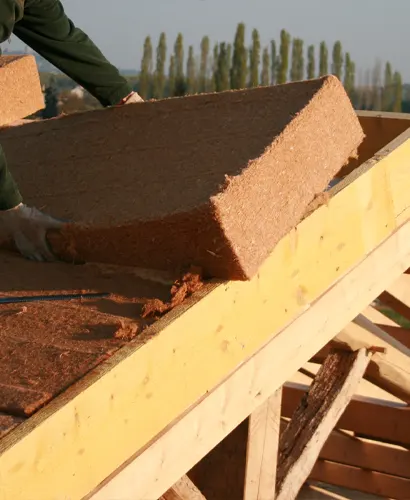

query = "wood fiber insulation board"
0;251;171;418
0;414;23;439
0;75;364;280
0;55;44;126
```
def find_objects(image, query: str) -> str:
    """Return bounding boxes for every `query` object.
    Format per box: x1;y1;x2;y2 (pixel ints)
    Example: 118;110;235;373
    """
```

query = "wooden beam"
282;383;410;446
319;429;410;480
312;314;410;403
160;476;206;500
244;389;282;500
276;349;371;500
363;306;410;348
3;130;410;500
310;460;410;499
89;219;410;500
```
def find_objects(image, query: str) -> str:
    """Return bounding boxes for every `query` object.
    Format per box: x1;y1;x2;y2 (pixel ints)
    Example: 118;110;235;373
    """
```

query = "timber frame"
1;111;410;500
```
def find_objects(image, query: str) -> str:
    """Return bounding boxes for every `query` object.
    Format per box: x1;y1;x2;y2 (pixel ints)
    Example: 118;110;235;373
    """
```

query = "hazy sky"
5;0;410;81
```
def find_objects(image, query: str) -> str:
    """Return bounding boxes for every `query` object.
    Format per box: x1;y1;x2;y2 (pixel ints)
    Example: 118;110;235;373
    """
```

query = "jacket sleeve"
0;144;22;210
0;0;23;44
13;0;133;107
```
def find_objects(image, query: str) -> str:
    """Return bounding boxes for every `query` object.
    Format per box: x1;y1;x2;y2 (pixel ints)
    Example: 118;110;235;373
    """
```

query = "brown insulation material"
0;413;23;439
0;251;172;418
0;75;364;280
0;55;44;126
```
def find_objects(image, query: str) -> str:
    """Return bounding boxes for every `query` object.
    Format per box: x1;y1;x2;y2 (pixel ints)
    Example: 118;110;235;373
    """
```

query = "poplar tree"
168;55;175;97
277;29;290;84
249;28;261;87
173;33;185;95
230;22;247;89
139;36;153;99
307;45;315;79
270;40;277;85
393;71;403;112
343;52;355;97
199;36;210;93
153;32;166;99
319;41;328;76
331;41;343;80
290;38;304;81
215;42;230;91
209;43;219;92
382;62;394;111
261;47;270;86
186;45;196;94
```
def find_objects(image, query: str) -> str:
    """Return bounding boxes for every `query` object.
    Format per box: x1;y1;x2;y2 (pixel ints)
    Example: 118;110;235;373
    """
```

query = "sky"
5;0;410;82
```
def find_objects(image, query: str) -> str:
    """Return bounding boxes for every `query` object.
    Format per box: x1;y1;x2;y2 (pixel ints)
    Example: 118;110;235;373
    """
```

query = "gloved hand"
120;91;144;105
0;203;65;262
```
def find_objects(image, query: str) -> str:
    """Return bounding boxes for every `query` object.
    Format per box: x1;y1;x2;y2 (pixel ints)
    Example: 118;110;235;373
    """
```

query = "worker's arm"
13;0;134;107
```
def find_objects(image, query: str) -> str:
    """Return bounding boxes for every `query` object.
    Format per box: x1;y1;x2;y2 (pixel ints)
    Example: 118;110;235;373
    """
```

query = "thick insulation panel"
0;55;44;126
0;251;171;418
0;75;364;280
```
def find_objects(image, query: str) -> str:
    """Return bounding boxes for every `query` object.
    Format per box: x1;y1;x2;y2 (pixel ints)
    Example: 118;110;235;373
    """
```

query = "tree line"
136;23;404;112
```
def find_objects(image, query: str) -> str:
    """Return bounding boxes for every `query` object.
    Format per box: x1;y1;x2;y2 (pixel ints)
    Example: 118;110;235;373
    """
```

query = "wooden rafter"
244;389;282;500
160;476;206;500
311;313;410;403
276;348;372;500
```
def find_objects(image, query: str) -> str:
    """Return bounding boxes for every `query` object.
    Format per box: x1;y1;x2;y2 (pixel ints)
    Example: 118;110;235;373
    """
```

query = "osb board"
0;55;44;126
2;125;410;499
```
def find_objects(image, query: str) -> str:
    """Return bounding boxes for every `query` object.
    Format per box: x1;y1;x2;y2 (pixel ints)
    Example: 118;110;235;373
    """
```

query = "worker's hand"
120;91;144;105
0;203;64;262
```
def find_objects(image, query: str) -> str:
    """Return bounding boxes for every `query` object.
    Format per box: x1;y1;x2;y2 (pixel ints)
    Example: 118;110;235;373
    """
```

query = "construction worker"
0;0;143;262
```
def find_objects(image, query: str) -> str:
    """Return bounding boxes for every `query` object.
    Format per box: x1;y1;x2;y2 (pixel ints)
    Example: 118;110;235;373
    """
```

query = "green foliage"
249;28;261;87
393;71;403;112
153;32;167;99
307;45;315;80
215;42;230;92
290;38;304;82
186;45;196;95
42;75;59;119
382;62;394;111
198;36;210;93
261;47;270;86
270;40;277;85
168;55;176;97
230;22;247;89
139;35;153;99
343;52;355;98
331;41;343;80
319;41;328;76
277;29;291;84
173;33;185;95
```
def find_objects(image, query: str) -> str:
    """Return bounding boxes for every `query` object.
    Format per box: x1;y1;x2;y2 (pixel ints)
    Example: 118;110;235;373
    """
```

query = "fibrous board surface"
0;250;176;425
0;55;44;126
0;75;364;279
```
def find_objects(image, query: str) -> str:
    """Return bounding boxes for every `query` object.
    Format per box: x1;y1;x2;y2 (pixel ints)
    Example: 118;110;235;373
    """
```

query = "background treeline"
41;23;408;117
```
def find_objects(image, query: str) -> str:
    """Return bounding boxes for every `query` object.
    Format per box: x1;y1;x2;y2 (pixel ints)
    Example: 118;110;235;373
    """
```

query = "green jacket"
0;0;134;210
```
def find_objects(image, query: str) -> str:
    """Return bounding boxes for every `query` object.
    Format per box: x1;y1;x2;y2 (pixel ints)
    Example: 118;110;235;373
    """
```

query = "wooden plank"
244;389;282;500
276;349;371;500
364;305;410;348
89;219;410;500
2;130;410;500
312;314;410;403
310;460;410;499
320;429;410;479
298;482;385;500
160;476;206;500
282;383;410;445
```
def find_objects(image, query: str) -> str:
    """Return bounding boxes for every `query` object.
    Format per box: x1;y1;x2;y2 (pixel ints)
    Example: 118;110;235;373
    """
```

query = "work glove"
0;203;64;262
120;91;144;105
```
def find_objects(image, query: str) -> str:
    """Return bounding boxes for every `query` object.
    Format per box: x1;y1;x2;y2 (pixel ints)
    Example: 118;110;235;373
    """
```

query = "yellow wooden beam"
91;219;410;500
2;129;410;500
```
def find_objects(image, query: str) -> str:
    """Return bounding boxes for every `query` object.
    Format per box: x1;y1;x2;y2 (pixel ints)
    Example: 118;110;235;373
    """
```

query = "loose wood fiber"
0;75;364;280
0;55;44;126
